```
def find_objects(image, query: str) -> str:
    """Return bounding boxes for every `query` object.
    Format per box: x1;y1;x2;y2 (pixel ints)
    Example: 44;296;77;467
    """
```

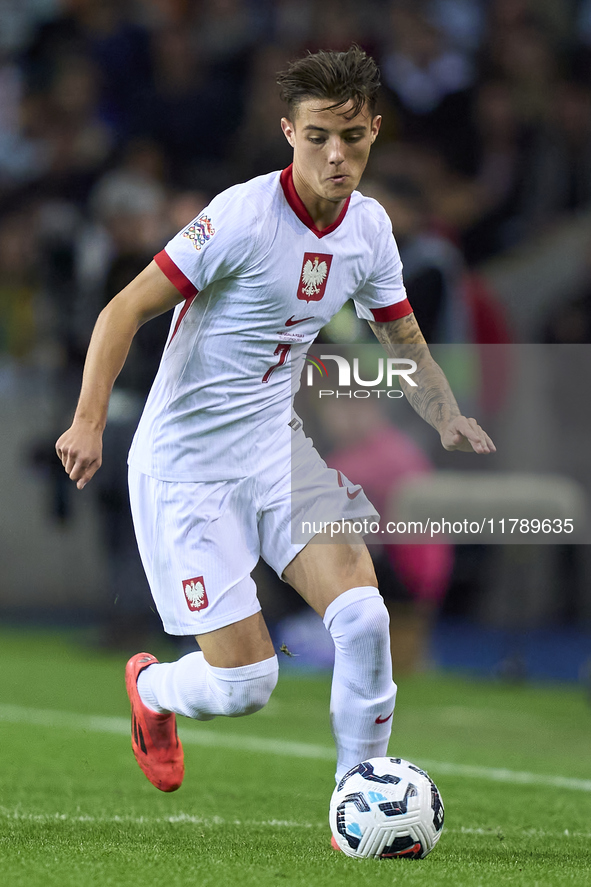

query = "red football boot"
125;652;184;792
331;835;342;851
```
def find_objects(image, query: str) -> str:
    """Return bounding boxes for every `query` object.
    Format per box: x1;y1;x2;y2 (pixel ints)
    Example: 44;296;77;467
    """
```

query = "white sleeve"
158;186;260;294
353;217;412;322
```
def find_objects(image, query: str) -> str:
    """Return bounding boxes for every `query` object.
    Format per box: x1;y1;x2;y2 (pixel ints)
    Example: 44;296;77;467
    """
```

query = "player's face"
281;99;381;206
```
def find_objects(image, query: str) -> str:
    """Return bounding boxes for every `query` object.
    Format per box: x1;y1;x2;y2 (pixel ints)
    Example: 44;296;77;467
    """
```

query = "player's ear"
281;117;296;148
370;115;382;144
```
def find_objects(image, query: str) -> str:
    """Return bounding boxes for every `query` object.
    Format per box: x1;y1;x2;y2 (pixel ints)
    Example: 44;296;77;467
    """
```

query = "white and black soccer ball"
329;757;444;859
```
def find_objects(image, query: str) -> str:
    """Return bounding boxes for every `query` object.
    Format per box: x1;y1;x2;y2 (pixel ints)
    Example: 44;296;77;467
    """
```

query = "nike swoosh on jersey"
337;469;363;500
375;711;394;724
285;315;314;326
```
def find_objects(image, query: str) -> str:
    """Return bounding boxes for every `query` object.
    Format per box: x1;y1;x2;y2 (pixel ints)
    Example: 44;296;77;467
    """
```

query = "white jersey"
128;166;412;481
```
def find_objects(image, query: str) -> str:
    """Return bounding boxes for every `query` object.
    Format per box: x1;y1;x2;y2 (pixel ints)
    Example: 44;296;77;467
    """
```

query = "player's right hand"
55;422;103;490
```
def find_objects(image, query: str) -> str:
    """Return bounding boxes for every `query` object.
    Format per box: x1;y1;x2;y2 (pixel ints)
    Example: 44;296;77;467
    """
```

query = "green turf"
1;628;591;886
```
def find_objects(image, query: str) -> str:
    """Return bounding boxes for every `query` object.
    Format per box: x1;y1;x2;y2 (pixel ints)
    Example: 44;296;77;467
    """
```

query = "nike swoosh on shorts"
337;469;363;500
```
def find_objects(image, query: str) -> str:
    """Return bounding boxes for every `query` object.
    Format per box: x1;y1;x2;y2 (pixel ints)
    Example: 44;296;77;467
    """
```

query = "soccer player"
56;47;494;799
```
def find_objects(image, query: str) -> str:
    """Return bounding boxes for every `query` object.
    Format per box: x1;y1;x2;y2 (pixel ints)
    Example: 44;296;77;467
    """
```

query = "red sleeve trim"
154;249;198;300
370;299;413;322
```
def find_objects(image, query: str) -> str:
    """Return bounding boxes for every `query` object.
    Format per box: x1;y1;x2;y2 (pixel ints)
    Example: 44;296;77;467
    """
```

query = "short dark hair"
276;45;380;119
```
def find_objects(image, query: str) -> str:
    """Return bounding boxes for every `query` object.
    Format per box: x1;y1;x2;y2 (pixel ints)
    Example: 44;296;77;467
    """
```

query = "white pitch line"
2;810;591;843
0;703;334;761
416;759;591;793
2;702;591;793
0;806;321;829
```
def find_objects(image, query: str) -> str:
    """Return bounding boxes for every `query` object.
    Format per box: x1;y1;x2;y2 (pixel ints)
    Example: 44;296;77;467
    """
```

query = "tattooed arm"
369;313;495;454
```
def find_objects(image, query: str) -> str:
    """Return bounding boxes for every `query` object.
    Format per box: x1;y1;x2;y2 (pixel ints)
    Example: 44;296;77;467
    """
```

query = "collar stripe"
280;165;350;239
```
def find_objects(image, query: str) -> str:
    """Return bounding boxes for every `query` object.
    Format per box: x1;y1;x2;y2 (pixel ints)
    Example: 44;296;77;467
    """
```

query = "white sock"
323;586;397;783
137;651;279;720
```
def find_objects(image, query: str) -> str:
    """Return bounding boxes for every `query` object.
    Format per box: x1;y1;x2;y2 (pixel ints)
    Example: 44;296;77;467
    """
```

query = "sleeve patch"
182;214;216;251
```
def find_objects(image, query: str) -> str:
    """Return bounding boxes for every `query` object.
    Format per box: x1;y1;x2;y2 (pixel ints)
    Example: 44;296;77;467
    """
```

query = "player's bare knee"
341;543;377;589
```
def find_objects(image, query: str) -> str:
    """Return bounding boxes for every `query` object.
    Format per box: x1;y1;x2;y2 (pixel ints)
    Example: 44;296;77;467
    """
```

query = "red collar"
280;164;350;238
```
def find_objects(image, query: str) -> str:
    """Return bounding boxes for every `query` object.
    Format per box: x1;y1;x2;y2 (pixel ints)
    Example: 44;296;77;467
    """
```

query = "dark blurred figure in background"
133;24;243;192
363;175;474;343
0;210;37;363
522;80;591;232
23;0;153;140
76;151;207;646
362;175;511;347
85;159;172;647
379;1;478;176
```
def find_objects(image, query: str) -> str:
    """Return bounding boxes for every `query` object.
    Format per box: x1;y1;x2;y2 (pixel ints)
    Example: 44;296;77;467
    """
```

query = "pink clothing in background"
327;426;453;605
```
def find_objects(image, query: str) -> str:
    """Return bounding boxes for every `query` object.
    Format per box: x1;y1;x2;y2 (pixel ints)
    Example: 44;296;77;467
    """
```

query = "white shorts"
128;429;378;635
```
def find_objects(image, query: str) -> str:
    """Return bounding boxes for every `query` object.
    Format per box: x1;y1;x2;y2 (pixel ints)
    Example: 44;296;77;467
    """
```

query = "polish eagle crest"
182;576;208;611
301;257;328;297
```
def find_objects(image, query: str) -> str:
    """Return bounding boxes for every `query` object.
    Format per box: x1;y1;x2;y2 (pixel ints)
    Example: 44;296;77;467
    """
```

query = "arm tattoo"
371;314;426;345
369;315;461;432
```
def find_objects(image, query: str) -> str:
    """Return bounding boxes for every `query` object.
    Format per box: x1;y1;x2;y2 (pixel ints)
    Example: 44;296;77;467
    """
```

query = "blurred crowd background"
3;0;591;677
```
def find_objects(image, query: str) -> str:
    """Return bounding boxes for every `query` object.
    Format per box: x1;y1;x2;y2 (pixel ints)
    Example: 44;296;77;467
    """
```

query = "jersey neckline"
280;165;351;239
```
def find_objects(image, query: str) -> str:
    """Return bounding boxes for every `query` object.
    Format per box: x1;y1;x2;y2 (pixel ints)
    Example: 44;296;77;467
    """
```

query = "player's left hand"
440;416;496;454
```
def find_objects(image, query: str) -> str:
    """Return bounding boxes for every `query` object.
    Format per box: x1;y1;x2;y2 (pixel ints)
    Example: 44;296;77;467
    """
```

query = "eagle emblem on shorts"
297;252;333;302
182;576;209;611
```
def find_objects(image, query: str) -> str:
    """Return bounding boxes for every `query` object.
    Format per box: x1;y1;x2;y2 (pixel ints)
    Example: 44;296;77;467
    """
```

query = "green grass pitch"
1;628;591;886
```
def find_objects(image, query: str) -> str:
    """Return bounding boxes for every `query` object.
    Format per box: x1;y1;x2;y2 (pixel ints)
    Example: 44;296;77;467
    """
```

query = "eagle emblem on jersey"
297;252;333;302
182;214;215;251
182;576;209;611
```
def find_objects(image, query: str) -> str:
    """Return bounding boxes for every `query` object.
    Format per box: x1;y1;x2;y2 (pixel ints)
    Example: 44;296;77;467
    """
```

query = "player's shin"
323;587;397;782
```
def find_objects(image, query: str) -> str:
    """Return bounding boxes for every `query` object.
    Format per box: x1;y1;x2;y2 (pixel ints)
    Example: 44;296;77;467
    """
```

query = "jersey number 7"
262;344;292;383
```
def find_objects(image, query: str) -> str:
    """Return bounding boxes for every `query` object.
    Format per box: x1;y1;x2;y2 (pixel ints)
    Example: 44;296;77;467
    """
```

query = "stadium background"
1;0;591;683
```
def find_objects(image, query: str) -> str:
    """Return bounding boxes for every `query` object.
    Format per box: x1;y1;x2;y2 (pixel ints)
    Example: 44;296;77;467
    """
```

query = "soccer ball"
329;757;444;859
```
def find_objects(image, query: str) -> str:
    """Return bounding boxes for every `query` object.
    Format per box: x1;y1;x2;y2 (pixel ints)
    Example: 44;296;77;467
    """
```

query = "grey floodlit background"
2;0;591;680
